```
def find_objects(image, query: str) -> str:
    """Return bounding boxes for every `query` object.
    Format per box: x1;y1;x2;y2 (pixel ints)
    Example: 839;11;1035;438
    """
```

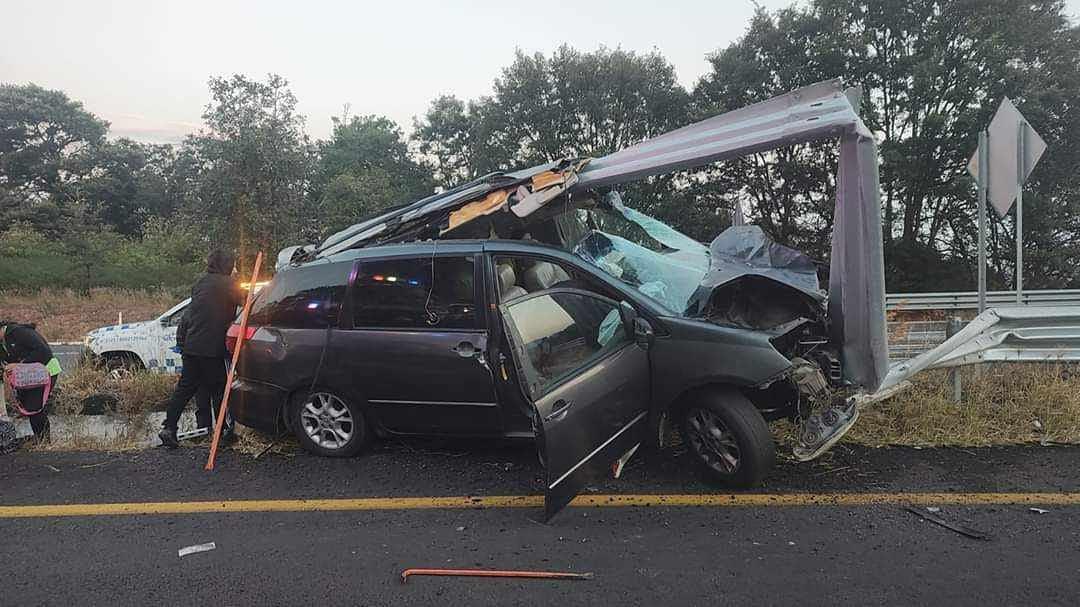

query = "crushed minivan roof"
282;79;887;392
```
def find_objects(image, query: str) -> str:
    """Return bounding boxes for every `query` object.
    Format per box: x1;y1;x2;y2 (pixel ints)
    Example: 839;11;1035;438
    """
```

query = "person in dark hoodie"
0;321;62;441
174;310;216;432
159;249;245;448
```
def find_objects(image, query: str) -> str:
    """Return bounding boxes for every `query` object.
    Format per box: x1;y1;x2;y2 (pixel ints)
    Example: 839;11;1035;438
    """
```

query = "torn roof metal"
572;79;862;190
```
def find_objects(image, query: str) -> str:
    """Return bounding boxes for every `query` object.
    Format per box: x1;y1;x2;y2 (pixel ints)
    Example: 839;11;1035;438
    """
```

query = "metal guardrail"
880;307;1080;392
888;320;948;360
886;289;1080;311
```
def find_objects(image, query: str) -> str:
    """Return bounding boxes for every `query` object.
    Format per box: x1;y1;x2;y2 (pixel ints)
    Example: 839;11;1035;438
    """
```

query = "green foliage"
413;46;690;189
313;113;433;237
0;221;201;292
0;83;108;203
177;74;316;255
694;0;1080;290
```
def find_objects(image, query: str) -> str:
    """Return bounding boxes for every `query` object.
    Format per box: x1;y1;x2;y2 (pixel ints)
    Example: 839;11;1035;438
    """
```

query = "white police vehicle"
84;299;191;375
84;282;267;375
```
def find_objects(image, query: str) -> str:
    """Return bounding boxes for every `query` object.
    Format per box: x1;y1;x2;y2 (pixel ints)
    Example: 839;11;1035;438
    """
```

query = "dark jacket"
181;256;245;358
175;310;189;353
1;324;53;366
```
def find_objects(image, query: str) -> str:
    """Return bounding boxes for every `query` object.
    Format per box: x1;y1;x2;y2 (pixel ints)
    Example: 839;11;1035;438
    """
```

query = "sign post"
967;99;1046;310
977;131;988;313
1016;122;1027;304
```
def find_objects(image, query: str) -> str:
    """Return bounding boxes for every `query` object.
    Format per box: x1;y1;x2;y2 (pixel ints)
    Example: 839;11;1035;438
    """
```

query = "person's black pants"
163;355;226;432
15;375;56;438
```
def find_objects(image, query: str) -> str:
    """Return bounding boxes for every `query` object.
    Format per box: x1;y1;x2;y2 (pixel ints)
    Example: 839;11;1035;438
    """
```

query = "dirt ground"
0;288;181;342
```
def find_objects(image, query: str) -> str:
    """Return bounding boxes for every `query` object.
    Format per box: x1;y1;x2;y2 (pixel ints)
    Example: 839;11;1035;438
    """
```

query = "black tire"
290;390;368;458
678;388;776;487
102;353;143;379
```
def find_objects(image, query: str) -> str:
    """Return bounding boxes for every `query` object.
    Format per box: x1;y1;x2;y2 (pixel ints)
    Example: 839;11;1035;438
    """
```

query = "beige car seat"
497;263;528;301
523;261;571;292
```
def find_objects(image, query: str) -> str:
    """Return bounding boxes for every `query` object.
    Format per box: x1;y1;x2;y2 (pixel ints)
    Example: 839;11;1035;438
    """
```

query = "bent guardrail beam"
879;306;1080;392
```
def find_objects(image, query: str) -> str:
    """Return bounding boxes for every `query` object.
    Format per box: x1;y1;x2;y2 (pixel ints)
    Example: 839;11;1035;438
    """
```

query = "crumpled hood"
701;225;825;302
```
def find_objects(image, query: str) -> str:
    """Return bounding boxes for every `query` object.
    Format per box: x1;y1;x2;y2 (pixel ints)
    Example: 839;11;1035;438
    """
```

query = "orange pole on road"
205;251;263;471
400;568;594;584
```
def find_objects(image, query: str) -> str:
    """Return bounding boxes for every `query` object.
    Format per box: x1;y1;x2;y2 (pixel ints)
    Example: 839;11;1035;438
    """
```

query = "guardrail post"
947;317;964;403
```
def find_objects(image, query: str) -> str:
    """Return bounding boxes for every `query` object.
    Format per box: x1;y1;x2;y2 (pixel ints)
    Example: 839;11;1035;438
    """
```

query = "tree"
694;0;1080;290
179;74;315;257
314;113;433;235
78;138;150;235
0;83;109;201
414;46;691;188
413;95;516;189
0;83;110;236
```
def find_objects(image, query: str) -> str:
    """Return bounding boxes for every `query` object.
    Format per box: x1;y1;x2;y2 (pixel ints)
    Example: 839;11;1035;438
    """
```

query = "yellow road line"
2;492;1080;519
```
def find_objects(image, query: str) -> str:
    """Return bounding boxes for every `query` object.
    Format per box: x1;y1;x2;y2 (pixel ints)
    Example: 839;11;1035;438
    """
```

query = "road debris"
903;506;990;541
178;542;217;558
400;568;594;584
1029;507;1050;514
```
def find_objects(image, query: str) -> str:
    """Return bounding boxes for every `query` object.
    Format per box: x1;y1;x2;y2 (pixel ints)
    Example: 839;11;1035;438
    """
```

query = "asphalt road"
3;441;1080;606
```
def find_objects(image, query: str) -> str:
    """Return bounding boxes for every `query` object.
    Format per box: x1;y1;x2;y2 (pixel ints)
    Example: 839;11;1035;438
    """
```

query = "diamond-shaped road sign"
967;98;1047;217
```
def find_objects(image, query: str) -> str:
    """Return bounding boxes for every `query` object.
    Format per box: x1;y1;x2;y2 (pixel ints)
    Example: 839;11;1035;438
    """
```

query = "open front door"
500;288;651;521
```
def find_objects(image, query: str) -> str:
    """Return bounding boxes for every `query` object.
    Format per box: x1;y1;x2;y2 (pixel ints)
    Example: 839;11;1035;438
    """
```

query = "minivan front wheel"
679;389;775;487
291;391;368;457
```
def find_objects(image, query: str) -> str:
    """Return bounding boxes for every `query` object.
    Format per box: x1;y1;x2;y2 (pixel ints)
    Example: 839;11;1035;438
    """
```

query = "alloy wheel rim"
300;393;354;450
686;408;741;474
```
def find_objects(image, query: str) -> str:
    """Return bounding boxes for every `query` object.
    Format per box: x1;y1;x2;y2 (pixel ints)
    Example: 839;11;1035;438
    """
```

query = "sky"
3;0;1079;144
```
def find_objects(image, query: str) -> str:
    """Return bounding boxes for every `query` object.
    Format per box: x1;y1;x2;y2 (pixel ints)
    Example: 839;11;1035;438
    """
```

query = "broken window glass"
556;192;710;315
503;291;630;399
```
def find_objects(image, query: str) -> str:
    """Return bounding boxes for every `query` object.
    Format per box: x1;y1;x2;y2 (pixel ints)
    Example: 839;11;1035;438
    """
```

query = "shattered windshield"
562;192;709;315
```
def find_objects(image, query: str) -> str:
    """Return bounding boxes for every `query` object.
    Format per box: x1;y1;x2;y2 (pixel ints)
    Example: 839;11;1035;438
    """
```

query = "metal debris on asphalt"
178;542;217;558
400;568;594;584
1029;508;1050;514
903;506;991;541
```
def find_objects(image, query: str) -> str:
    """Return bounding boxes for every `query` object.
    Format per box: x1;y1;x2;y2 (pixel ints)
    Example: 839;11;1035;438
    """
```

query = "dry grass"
52;362;176;416
0;288;182;342
846;364;1080;447
771;363;1080;449
229;425;300;458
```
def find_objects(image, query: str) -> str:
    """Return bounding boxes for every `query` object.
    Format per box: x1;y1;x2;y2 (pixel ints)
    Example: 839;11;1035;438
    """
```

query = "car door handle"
544;399;573;422
451;341;478;357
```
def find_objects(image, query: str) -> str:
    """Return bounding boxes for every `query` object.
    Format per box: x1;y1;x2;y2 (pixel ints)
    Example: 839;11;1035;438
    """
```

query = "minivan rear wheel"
679;388;775;487
291;391;368;457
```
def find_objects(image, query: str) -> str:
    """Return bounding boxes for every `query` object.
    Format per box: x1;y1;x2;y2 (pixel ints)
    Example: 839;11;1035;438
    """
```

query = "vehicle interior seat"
497;263;528;301
523;261;571;292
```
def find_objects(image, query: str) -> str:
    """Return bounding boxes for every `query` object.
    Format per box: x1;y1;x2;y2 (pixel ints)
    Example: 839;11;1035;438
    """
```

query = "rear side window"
351;256;478;329
249;263;349;329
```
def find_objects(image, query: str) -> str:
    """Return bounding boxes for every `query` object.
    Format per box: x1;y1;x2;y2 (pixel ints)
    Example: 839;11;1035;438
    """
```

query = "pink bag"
3;362;52;416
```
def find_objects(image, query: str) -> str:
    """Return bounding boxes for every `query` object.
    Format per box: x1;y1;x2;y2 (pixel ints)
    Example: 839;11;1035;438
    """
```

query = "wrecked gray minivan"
259;80;888;517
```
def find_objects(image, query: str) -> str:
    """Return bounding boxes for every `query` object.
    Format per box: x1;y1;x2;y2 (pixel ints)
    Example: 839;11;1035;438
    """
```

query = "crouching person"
0;321;62;442
159;249;245;448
